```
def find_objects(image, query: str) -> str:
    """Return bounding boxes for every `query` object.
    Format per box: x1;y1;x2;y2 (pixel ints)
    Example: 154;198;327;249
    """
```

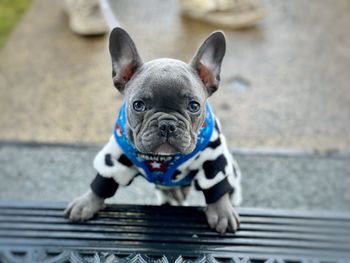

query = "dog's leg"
64;190;105;221
228;157;243;207
230;181;242;207
156;186;191;206
205;193;240;234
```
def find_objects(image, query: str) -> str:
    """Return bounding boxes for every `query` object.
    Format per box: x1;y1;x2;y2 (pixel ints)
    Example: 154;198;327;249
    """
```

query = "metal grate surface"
0;201;349;263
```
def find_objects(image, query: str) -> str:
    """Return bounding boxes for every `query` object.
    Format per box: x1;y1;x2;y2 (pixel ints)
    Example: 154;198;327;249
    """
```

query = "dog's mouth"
153;143;178;155
136;125;196;155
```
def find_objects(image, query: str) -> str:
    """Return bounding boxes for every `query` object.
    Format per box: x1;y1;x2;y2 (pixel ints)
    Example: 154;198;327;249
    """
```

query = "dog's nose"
158;120;177;137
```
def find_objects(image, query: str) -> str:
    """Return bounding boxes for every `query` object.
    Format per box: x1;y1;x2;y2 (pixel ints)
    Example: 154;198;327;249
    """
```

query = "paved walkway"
0;0;350;150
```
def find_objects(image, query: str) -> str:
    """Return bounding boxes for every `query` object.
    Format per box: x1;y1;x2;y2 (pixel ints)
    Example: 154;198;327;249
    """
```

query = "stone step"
0;141;349;211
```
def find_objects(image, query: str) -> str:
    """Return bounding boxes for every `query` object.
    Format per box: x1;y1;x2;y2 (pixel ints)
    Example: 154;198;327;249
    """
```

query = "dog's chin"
139;143;195;156
153;142;196;155
153;143;178;155
136;135;196;155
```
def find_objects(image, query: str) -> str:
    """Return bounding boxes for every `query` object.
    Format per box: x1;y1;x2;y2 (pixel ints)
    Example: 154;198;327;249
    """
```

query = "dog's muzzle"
158;119;177;137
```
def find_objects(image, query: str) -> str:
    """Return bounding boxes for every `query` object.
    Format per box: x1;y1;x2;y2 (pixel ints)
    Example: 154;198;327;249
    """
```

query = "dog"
64;27;242;234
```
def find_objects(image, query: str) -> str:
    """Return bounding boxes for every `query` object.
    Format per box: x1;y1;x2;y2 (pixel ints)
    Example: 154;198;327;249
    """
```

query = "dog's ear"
190;31;226;96
109;27;143;93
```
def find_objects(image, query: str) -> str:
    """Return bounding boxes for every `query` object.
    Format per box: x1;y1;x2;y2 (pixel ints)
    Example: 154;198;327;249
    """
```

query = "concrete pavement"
1;142;349;212
0;0;350;150
0;0;349;210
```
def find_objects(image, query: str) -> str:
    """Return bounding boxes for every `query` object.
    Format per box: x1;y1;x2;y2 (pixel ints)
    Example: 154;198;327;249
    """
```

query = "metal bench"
0;200;349;263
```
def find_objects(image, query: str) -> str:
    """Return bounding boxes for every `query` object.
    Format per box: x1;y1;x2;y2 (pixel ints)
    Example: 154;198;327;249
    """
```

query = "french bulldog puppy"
64;27;242;234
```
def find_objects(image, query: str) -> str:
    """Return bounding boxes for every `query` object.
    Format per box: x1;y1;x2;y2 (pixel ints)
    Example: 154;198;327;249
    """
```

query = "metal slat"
0;229;347;252
0;201;349;262
1;222;348;243
2;208;349;228
1;215;348;238
1;200;349;220
0;238;346;258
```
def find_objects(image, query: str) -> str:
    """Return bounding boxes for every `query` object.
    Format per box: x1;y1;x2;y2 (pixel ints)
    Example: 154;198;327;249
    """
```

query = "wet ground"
0;0;349;150
0;0;349;211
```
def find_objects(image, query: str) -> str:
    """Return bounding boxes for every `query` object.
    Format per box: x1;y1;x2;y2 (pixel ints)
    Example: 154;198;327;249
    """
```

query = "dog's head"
109;28;226;155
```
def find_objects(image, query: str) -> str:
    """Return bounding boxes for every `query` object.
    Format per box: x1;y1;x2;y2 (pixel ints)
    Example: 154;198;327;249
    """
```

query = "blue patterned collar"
114;101;214;186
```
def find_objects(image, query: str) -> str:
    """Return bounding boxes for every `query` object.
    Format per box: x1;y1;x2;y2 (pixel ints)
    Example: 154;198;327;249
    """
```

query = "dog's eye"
188;101;200;113
133;100;146;112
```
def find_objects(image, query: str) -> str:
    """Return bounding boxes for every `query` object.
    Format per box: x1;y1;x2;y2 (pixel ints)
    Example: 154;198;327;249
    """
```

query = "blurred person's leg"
180;0;266;29
65;0;108;36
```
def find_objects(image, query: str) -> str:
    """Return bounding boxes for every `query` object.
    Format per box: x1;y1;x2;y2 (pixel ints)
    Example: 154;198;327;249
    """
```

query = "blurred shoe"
180;0;266;29
65;0;108;36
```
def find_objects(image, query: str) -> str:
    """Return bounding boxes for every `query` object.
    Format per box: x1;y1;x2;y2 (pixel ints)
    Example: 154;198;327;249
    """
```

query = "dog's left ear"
190;31;226;96
109;27;143;93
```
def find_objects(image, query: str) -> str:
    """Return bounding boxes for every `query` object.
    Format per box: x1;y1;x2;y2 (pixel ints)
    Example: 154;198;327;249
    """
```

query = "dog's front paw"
64;190;105;222
205;193;240;234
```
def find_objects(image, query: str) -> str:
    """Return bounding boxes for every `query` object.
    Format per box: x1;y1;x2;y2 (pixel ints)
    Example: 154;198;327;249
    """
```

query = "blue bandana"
114;101;214;186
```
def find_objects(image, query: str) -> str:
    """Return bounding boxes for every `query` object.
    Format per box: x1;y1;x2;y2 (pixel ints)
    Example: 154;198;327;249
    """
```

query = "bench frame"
0;201;349;263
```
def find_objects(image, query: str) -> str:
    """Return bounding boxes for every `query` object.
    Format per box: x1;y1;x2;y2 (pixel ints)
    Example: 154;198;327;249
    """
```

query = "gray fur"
109;27;143;93
205;193;240;234
190;31;226;96
64;190;104;221
109;28;226;155
65;28;238;234
124;59;207;154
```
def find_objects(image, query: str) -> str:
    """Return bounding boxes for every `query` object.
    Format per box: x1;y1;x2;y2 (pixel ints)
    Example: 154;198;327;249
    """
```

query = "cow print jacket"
91;119;242;206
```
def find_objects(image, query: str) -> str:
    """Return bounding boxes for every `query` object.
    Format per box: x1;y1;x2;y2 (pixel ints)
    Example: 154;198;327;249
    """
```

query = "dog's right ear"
109;27;143;93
